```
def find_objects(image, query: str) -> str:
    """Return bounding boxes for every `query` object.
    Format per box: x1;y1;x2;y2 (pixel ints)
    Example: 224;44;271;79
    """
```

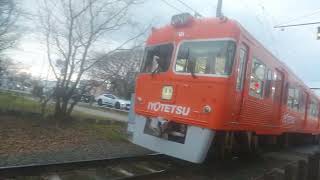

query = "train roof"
147;17;241;45
147;16;319;100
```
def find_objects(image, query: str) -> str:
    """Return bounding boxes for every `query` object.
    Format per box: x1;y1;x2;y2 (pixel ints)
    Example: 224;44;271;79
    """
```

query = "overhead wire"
241;0;281;58
276;8;320;27
256;0;281;58
256;1;320;85
160;0;183;13
175;0;203;17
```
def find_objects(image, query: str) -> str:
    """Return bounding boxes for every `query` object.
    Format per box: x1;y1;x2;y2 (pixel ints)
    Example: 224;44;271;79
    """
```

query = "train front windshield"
175;40;236;76
141;44;174;73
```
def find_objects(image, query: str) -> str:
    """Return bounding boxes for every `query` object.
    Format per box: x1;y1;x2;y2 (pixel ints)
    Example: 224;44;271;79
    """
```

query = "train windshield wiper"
151;65;159;76
190;61;197;78
151;56;161;76
185;48;196;78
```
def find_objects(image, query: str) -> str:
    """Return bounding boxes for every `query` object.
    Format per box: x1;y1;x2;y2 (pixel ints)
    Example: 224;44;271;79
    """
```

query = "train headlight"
203;105;212;113
137;97;142;103
162;86;173;100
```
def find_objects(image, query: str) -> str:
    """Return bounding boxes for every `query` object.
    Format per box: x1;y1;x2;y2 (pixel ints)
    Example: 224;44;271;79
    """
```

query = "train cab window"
287;86;300;112
249;58;266;98
141;44;174;73
175;40;236;76
308;98;319;118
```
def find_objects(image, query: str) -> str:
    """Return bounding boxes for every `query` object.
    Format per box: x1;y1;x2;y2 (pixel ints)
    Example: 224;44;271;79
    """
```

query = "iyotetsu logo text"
147;102;190;116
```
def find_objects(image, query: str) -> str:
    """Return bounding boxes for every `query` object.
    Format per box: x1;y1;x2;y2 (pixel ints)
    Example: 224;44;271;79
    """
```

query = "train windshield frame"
140;43;174;73
174;40;236;77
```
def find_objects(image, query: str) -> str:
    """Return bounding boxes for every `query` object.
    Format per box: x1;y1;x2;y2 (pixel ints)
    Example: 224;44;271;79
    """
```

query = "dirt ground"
0;115;151;167
1;114;319;180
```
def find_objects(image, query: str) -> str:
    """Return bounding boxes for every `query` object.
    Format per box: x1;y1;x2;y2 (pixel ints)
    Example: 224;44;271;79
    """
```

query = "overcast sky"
6;0;320;90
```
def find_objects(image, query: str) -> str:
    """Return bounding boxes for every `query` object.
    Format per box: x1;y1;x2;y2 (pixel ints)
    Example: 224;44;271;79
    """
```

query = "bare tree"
0;57;13;76
38;0;148;119
0;0;19;53
89;47;143;98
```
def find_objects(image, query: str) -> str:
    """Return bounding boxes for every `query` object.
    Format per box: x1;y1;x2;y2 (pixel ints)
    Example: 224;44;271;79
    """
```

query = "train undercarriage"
128;111;320;163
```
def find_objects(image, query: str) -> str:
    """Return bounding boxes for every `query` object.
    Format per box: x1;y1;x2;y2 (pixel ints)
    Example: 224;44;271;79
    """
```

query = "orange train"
128;13;320;163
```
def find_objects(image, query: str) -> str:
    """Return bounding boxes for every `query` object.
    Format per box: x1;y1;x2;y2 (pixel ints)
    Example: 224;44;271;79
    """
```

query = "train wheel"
205;131;260;162
204;131;230;162
233;132;259;156
247;132;259;154
316;135;320;145
214;132;234;159
252;134;259;152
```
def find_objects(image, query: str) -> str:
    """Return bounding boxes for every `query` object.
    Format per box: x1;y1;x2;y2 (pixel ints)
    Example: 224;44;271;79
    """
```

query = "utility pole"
216;0;223;18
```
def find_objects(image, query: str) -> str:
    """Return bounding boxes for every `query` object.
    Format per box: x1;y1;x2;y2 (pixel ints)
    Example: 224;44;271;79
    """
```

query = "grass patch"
0;90;115;121
78;122;128;142
0;91;41;113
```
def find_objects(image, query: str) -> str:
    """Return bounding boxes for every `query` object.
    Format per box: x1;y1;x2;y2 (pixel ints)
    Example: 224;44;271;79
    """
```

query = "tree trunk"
67;100;77;117
54;97;65;119
53;84;72;120
54;97;71;120
61;98;69;115
40;100;49;117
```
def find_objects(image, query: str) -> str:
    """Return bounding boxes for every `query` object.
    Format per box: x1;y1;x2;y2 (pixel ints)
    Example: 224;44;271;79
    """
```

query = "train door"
271;70;284;125
234;44;248;120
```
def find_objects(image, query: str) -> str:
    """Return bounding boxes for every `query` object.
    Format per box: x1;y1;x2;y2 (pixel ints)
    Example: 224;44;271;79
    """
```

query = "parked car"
80;94;95;103
71;91;94;103
95;93;131;110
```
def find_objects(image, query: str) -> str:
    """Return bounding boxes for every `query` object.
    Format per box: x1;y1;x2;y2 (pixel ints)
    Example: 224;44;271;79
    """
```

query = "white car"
96;94;131;110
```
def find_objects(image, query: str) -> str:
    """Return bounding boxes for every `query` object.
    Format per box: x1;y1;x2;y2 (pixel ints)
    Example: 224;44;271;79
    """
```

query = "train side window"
236;48;247;91
283;82;289;105
249;58;266;98
271;72;277;99
299;91;307;114
264;69;272;98
272;71;283;100
287;86;300;112
308;98;319;118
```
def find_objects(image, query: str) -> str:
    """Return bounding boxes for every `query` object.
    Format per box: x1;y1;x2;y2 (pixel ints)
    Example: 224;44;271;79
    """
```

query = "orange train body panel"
134;16;320;136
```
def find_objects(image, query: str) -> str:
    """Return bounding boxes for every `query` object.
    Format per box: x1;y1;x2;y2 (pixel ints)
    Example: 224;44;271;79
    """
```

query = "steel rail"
0;153;164;178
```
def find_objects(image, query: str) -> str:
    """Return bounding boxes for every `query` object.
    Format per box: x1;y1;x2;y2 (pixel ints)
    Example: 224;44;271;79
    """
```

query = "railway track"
1;145;319;180
0;153;185;180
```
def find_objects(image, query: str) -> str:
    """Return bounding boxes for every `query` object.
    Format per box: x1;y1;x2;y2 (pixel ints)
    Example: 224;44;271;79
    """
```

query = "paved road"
9;91;129;122
23;95;129;122
73;105;128;122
